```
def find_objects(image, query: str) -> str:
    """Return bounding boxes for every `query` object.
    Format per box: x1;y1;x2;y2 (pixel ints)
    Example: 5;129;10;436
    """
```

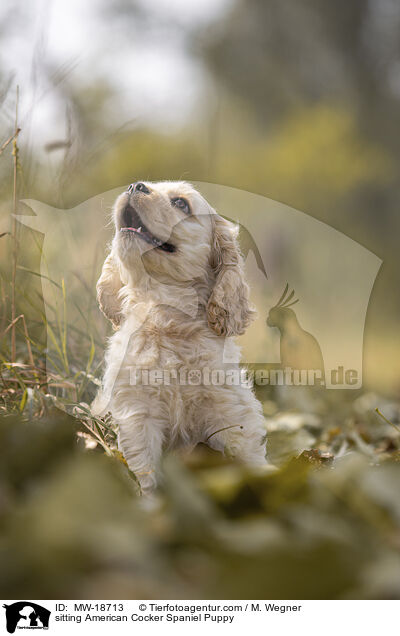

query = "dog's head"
97;181;255;336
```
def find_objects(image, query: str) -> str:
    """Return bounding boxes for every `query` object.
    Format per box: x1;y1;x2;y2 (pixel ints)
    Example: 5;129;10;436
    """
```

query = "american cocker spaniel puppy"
93;181;267;494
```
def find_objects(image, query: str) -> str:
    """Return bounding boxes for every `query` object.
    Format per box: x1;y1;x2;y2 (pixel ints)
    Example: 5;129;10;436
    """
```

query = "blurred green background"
0;0;400;600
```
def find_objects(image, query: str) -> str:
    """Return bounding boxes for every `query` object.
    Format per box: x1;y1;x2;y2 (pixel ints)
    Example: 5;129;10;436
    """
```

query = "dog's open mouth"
120;204;176;253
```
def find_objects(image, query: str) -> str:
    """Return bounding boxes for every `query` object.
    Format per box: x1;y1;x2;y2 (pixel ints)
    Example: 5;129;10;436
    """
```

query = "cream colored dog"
93;181;267;493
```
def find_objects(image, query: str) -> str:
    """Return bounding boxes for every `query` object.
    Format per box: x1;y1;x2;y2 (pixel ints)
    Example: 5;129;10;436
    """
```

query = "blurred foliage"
0;399;400;599
199;0;400;147
243;105;393;208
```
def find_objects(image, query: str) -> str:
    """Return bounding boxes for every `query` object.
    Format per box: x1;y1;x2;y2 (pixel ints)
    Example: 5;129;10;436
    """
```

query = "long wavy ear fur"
96;252;123;328
207;215;256;336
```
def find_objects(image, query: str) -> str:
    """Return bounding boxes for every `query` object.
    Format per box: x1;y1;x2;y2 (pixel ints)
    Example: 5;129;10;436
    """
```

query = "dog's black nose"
135;182;150;194
127;182;150;194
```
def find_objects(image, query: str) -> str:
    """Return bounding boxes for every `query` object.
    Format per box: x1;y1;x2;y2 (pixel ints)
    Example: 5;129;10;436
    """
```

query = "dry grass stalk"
10;86;20;362
0;128;21;158
4;314;36;372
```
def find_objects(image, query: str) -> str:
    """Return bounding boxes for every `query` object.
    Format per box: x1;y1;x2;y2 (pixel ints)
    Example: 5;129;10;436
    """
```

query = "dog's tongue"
124;226;142;232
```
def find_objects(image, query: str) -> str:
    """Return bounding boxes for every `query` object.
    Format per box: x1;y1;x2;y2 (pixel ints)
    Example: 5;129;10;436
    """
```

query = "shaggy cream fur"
93;181;267;493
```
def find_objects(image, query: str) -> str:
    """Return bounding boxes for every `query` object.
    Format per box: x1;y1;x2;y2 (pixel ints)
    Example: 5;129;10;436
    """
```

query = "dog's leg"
117;410;165;495
204;386;268;466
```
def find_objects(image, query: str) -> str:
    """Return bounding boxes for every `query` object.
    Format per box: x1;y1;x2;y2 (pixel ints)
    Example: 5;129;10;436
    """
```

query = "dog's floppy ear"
96;252;123;328
207;215;256;336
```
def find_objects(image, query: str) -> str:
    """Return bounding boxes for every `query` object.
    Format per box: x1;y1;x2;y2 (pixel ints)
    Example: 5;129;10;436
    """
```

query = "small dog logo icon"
2;602;51;634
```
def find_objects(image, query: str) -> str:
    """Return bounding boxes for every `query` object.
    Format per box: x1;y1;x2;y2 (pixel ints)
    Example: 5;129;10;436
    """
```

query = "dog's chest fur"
100;303;241;443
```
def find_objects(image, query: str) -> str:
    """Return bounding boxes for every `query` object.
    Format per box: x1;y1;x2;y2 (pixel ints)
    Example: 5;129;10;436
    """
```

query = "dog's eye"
171;197;191;215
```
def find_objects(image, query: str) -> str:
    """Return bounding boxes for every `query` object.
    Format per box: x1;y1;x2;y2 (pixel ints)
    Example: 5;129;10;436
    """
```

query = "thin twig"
0;128;21;157
205;424;244;443
375;407;400;435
